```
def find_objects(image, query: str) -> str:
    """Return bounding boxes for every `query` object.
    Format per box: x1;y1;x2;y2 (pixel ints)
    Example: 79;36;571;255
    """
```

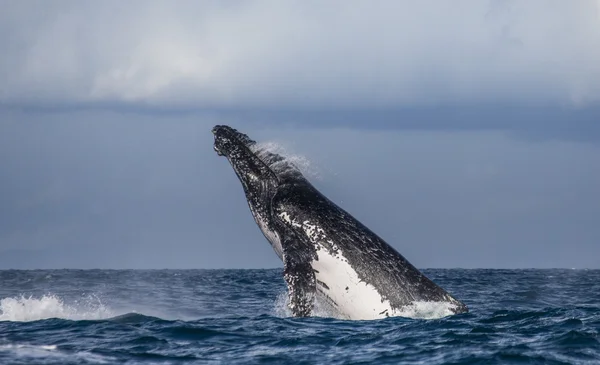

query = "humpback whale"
212;125;468;320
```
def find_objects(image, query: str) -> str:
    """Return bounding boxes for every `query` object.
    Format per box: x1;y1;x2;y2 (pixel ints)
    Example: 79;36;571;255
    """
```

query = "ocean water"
0;269;599;364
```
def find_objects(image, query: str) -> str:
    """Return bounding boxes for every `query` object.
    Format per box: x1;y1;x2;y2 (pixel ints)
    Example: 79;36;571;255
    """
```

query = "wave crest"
0;294;113;322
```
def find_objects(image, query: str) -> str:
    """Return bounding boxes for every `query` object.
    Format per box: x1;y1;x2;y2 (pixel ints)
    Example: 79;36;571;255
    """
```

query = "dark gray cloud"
1;111;599;269
1;1;600;109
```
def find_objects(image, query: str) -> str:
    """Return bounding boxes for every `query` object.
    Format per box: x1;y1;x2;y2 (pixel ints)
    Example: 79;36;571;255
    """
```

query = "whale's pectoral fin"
281;233;316;317
273;192;317;317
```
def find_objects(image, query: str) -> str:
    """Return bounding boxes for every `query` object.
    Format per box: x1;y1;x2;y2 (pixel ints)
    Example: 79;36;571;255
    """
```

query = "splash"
251;141;321;180
0;294;113;322
394;301;458;320
272;292;292;318
273;292;456;320
272;292;350;320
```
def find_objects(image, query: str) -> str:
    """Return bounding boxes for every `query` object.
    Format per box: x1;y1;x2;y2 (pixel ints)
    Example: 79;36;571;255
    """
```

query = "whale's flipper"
281;230;316;317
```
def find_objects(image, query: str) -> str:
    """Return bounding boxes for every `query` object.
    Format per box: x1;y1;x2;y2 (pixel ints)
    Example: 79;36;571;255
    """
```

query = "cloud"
1;0;600;109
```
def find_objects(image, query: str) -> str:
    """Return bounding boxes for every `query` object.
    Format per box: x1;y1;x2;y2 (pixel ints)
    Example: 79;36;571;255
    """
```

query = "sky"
1;1;600;269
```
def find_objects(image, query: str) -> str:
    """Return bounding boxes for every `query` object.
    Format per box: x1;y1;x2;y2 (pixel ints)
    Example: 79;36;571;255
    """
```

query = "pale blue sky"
1;1;599;268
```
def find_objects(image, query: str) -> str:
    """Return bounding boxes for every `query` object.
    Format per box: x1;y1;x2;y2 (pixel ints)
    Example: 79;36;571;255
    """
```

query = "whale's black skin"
213;125;468;318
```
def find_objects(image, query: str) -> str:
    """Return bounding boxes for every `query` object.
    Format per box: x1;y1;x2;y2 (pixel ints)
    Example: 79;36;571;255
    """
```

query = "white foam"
0;294;113;322
273;291;457;320
394;301;458;320
0;344;57;351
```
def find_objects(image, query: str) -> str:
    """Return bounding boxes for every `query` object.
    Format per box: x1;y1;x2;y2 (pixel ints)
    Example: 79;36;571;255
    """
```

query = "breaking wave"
0;294;113;322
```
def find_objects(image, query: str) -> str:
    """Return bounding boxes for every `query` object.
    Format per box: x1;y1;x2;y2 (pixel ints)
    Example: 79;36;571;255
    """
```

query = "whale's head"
212;125;284;257
212;125;256;157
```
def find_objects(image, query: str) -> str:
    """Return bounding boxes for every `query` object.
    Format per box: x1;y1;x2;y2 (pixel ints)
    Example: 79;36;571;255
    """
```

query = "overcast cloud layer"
2;0;600;109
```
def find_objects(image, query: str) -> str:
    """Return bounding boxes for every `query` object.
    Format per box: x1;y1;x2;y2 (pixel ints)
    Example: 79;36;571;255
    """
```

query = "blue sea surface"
1;269;599;364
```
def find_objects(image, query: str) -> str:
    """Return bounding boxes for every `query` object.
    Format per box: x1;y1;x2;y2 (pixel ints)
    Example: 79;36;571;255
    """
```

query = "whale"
212;125;468;320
